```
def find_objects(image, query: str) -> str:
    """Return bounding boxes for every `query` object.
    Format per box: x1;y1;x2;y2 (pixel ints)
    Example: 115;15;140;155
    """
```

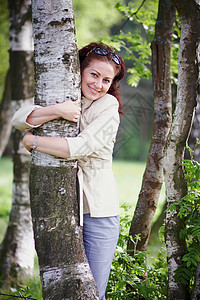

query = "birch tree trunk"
164;0;200;299
128;0;175;252
0;0;35;287
30;1;98;299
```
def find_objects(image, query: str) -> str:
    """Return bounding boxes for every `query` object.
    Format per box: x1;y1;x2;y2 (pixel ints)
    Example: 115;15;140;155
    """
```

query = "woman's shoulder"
93;94;119;110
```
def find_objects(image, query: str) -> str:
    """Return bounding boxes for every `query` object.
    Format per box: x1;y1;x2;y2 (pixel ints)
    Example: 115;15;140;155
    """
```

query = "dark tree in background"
164;0;200;299
128;0;175;252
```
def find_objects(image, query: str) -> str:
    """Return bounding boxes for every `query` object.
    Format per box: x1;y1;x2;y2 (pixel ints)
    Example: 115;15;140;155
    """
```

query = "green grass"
0;157;13;243
113;160;166;222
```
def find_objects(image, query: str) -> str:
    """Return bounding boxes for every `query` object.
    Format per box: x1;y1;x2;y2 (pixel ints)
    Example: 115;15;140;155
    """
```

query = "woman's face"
81;59;115;101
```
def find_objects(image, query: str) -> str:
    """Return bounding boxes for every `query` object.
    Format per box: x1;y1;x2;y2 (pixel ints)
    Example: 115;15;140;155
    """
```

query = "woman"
12;42;125;299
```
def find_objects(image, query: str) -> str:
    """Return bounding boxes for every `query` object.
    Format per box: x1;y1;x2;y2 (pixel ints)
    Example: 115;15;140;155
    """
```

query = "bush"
168;144;200;291
106;205;168;299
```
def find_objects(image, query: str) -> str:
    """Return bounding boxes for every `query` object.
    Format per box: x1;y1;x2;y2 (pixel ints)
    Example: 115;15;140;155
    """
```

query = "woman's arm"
27;100;81;126
23;131;70;159
12;100;81;130
23;95;120;160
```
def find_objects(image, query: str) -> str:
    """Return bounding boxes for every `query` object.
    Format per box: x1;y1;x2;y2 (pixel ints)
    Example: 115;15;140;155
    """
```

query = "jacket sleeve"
11;105;42;130
67;101;120;159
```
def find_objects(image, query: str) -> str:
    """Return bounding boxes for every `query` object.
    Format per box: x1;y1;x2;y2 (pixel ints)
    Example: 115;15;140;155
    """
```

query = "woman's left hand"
23;131;35;152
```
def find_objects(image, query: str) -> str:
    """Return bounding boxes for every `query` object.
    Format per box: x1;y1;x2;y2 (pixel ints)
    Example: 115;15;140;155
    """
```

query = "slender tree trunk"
0;0;35;287
191;259;200;300
164;0;200;299
128;0;175;252
30;1;98;299
0;70;12;158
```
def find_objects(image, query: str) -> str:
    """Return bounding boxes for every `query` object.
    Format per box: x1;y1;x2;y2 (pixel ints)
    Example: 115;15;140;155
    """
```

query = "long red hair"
79;42;125;115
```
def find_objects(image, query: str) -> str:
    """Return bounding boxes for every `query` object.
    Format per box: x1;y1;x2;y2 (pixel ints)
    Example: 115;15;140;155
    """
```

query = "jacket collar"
81;96;94;110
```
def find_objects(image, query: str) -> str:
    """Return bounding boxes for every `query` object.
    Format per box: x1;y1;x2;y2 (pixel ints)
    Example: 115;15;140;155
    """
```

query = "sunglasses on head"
86;46;121;65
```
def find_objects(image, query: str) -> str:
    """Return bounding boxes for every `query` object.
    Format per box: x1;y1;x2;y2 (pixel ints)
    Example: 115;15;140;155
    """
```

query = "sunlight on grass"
0;157;13;243
113;159;166;222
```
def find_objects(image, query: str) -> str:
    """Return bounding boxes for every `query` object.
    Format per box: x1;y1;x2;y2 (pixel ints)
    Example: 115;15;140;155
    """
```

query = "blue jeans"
83;214;120;300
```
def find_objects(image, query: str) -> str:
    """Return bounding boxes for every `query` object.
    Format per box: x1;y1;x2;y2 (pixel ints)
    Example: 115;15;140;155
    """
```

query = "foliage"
101;0;158;87
106;204;168;299
0;279;42;300
0;0;120;100
168;141;200;291
0;0;9;101
0;286;37;300
101;0;181;87
73;0;121;48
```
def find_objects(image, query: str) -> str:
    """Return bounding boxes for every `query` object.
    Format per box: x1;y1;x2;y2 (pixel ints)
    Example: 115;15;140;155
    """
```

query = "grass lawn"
113;160;166;220
0;156;13;243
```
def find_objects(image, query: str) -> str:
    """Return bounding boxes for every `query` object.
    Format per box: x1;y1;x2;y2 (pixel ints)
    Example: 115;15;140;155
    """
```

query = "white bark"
31;1;98;298
32;0;81;167
0;0;35;286
10;0;35;274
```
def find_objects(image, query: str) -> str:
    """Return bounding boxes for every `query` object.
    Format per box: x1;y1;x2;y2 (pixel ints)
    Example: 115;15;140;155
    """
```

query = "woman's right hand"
56;100;81;122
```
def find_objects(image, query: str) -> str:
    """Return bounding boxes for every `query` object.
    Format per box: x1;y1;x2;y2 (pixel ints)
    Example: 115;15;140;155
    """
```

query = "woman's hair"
79;42;125;115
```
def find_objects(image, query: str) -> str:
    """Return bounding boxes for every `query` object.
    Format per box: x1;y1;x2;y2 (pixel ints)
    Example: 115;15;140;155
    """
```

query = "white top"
12;94;120;225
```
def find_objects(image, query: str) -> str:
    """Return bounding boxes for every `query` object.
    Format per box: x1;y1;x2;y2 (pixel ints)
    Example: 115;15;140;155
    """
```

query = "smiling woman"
81;59;115;100
12;42;125;300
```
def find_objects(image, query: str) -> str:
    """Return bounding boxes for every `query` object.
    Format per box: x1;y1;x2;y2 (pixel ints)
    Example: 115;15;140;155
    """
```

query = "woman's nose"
94;79;102;89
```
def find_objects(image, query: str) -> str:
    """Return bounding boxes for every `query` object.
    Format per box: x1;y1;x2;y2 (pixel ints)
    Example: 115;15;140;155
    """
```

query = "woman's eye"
91;72;97;77
104;79;110;83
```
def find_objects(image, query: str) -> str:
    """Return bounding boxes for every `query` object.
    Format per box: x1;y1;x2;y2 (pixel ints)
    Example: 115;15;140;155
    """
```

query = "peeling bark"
164;0;200;299
0;0;35;287
128;0;175;252
30;1;98;299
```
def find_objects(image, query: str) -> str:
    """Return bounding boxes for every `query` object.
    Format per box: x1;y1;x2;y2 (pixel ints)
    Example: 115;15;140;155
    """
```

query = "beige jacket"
12;94;120;224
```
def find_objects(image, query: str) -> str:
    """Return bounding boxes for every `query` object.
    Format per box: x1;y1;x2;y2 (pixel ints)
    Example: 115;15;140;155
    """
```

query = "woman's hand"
56;100;81;122
22;131;35;152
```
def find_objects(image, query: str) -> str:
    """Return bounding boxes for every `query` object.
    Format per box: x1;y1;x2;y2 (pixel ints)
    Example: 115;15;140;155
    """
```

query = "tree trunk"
0;70;12;158
191;260;200;300
164;0;200;299
30;1;98;299
0;0;35;287
128;0;175;252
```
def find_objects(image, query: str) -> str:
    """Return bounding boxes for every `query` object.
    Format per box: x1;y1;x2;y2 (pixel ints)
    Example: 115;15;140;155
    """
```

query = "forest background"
0;0;199;299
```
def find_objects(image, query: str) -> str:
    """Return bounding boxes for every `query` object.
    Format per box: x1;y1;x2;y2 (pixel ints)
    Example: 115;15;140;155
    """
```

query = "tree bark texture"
31;1;98;299
128;0;175;252
0;70;12;158
0;0;35;287
191;260;200;300
164;0;200;299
